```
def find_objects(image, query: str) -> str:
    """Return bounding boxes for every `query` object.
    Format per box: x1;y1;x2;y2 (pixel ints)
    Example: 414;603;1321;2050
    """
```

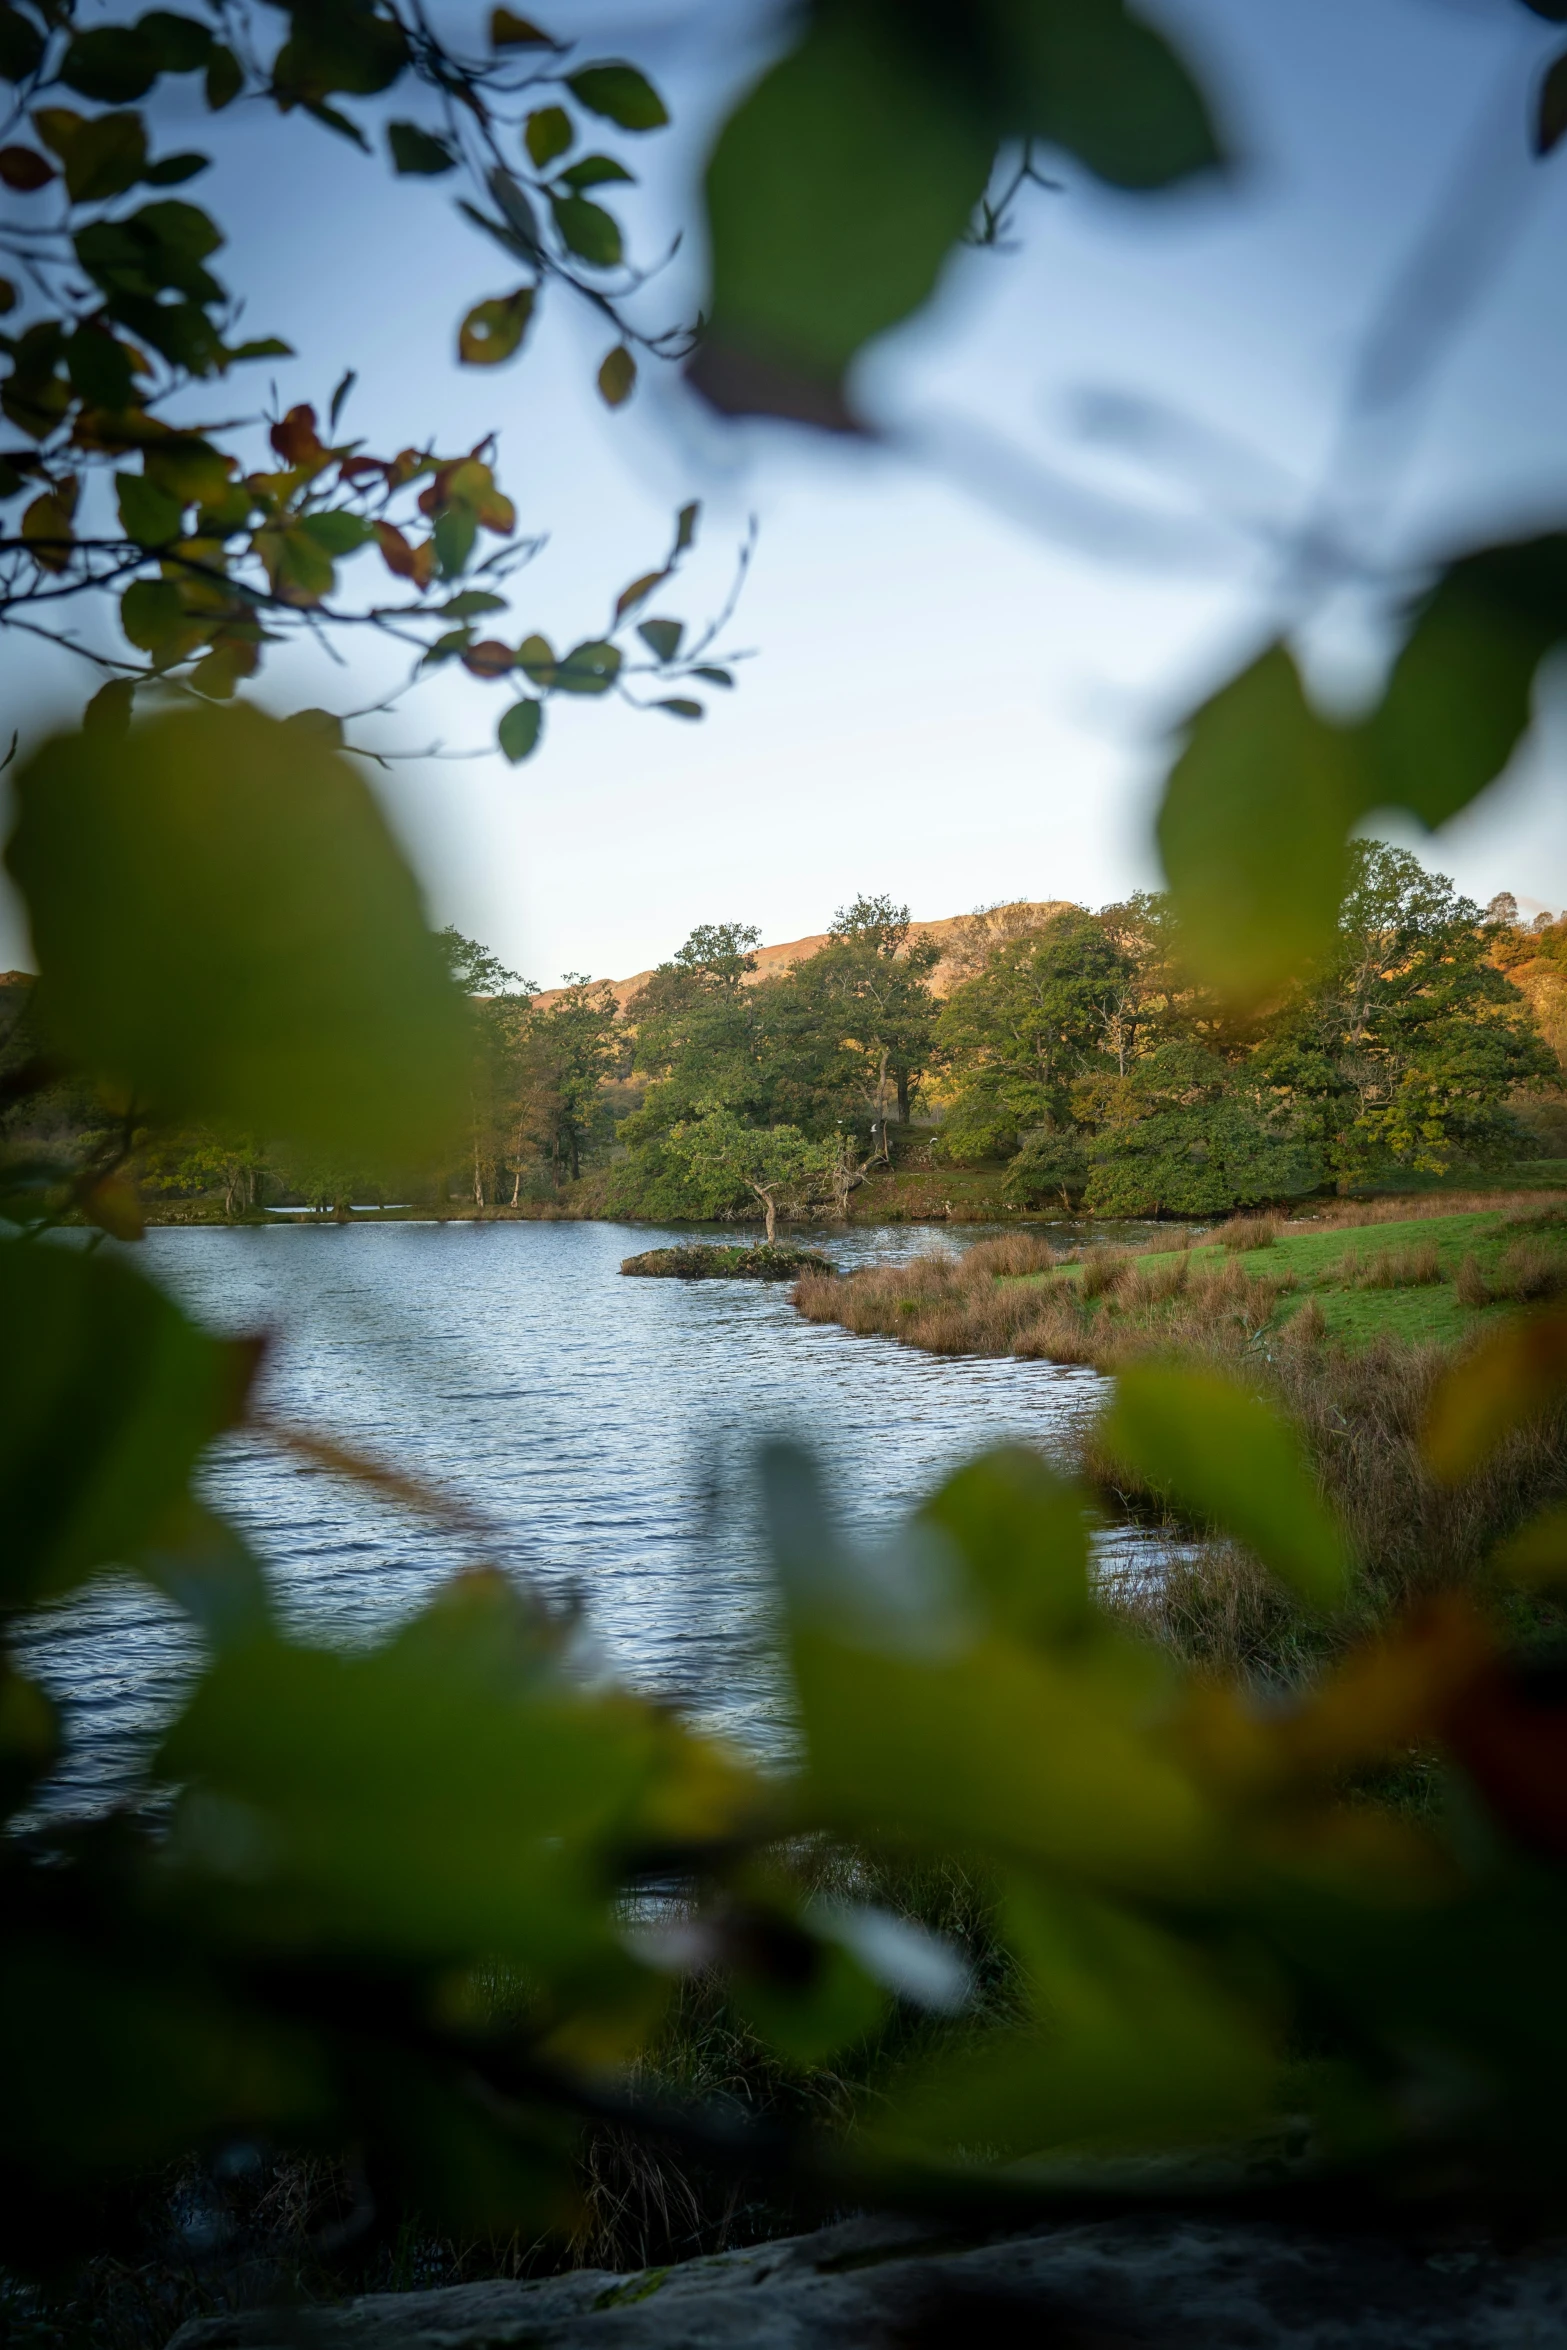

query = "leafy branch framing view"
9;0;1567;2335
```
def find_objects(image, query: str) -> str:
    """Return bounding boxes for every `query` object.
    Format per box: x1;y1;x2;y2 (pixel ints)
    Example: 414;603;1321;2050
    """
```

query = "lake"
19;1219;1167;1811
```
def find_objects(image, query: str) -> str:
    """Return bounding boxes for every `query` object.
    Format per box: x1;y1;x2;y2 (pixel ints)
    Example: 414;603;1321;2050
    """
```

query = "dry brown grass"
1218;1213;1283;1252
793;1245;1294;1372
1498;1238;1567;1301
1348;1239;1443;1289
1083;1325;1567;1642
1081;1246;1131;1298
1313;1189;1567;1228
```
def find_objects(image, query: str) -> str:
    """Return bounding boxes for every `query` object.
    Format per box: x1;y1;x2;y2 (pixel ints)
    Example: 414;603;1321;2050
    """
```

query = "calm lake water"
20;1219;1166;1810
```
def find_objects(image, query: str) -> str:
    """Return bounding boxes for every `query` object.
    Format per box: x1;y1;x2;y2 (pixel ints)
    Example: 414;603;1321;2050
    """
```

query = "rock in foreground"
620;1243;834;1281
169;2210;1567;2349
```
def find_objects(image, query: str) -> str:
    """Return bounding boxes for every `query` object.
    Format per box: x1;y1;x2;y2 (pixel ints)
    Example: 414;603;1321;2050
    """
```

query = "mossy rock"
620;1243;836;1282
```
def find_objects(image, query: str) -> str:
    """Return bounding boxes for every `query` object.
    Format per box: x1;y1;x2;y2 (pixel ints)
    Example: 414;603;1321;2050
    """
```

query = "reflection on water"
19;1219;1166;1809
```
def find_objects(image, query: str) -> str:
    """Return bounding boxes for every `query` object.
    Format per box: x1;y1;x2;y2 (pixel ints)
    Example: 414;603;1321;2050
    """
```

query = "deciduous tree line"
603;847;1555;1226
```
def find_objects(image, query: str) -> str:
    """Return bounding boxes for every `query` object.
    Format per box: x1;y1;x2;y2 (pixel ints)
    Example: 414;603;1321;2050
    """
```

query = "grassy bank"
793;1195;1567;1367
793;1197;1567;1675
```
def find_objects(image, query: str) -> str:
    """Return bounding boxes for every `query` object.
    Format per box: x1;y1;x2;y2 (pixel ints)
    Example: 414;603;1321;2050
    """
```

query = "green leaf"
143;150;209;185
118;575;189;654
1003;0;1222;191
423;626;475;667
555;639;622;694
138;10;213;73
517;632;556;686
486;165;541;252
388;118;456;174
597;342;636;406
920;1447;1093;1650
143;434;230;505
204;42;242;108
674;500;699;553
60;27;160;104
84;678;135;735
890;1881;1274;2162
66;322;137;407
0;5;45;82
524;104;572;167
700;7;993;396
764;1445;1215;1892
273;7;406;101
1157;644;1363;1004
498;697;543;763
0;1663;58;1822
0;1238;255;1610
433;504;478;577
157;1579;658;1967
637;616;682;663
1359;536;1567;827
458;286;535;366
614;570;664;619
299;508;370;556
490;6;553;43
116;468;183;544
655;698;703;720
558;153;633;189
692;664;733;687
565;62;668;131
136;1498;272;1650
4;705;468;1162
1102;1365;1349;1610
439;589;508;619
56;109;149;201
550;192;622;268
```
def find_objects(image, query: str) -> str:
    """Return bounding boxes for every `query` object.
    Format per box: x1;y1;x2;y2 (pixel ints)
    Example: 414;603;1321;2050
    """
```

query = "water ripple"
17;1220;1160;1806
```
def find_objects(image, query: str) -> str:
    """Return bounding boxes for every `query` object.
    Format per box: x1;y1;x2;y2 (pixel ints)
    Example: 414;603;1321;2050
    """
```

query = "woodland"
10;3;1567;2346
24;846;1555;1229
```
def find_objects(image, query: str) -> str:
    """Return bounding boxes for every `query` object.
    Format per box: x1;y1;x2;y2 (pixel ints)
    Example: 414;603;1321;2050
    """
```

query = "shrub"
1080;1247;1130;1298
1218;1214;1282;1251
1353;1240;1443;1289
1497;1239;1567;1302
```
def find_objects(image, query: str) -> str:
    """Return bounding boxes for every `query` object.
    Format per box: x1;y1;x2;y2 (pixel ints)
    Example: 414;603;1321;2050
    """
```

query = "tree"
1078;1041;1315;1218
615;922;775;1208
519;974;621;1184
936;909;1136;1161
1256;845;1554;1188
660;1104;825;1243
0;5;740;758
436;928;534;1209
762;895;939;1153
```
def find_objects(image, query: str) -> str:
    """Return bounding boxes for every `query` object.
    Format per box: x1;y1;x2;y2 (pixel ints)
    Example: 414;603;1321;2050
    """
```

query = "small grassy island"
621;1241;836;1281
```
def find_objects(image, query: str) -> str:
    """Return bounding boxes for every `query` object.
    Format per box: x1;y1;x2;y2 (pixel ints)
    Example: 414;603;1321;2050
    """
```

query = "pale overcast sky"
3;0;1567;983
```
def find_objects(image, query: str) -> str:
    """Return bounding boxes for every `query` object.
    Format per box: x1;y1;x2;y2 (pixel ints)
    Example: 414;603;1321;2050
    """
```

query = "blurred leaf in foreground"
1103;1364;1350;1610
696;0;1220;424
0;1239;255;1610
6;705;468;1163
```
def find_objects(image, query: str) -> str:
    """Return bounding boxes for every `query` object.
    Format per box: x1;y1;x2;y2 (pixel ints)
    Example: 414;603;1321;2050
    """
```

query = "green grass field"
1029;1205;1567;1350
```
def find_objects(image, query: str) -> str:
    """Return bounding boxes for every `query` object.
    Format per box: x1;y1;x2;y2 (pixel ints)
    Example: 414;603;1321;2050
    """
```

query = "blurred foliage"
691;1;1567;1014
0;5;740;752
12;0;1567;2305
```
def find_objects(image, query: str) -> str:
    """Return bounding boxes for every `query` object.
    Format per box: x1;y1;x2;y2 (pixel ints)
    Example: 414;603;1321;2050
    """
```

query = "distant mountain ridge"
531;901;1073;1013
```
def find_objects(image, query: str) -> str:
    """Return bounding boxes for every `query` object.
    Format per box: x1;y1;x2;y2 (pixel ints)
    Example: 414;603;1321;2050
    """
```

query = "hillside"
531;900;1072;1013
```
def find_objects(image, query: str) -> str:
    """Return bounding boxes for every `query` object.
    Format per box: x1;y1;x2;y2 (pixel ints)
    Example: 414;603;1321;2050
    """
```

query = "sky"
4;0;1567;984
